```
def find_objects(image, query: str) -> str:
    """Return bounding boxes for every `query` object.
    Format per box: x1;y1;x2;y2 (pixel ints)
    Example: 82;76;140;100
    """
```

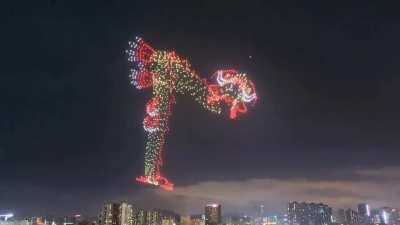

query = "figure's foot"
136;175;174;191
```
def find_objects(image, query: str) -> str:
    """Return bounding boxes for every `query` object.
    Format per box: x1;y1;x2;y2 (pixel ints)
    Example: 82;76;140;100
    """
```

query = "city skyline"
2;201;399;225
2;0;400;217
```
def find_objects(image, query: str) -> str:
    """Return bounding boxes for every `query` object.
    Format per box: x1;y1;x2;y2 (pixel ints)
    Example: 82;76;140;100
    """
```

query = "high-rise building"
132;209;179;225
0;214;14;222
120;203;133;225
378;207;399;225
358;204;371;218
62;214;84;225
191;215;205;225
98;202;133;225
389;208;400;225
133;209;147;225
282;214;289;225
371;209;381;225
205;204;221;225
147;210;179;225
336;209;346;225
287;202;333;225
99;203;120;225
358;204;371;225
0;219;30;225
263;216;278;225
345;209;360;225
255;205;265;225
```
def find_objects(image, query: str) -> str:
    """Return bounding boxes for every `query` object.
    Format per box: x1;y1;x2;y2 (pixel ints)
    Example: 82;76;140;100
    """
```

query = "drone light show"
126;37;257;191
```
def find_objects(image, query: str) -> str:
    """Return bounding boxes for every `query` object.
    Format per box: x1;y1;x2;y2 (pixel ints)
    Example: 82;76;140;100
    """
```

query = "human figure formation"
126;37;257;190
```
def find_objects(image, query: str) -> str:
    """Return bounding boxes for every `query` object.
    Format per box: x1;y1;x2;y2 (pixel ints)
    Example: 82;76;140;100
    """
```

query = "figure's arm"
148;51;257;119
149;51;223;115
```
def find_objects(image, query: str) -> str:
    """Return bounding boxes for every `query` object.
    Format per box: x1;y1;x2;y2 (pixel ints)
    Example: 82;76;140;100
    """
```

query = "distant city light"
382;210;389;224
262;215;278;225
366;204;370;217
207;203;219;208
0;214;14;221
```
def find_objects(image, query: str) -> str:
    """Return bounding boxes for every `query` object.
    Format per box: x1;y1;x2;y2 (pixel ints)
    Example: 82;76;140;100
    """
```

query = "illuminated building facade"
336;209;346;225
0;214;14;222
98;202;133;225
359;204;371;218
205;204;221;225
358;204;371;225
378;207;399;225
389;209;400;225
288;202;333;225
262;216;278;225
191;215;205;225
0;219;29;225
120;203;134;225
255;205;265;225
133;209;179;225
133;209;147;225
345;209;360;225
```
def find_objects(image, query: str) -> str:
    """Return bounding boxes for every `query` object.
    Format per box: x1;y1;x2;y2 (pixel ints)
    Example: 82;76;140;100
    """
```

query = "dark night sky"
1;0;400;217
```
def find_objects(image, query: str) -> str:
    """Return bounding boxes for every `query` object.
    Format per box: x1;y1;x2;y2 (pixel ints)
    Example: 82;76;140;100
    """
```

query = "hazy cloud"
138;167;400;215
354;167;400;179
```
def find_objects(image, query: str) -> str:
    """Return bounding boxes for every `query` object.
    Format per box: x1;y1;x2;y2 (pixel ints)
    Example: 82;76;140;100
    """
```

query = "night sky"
1;0;400;217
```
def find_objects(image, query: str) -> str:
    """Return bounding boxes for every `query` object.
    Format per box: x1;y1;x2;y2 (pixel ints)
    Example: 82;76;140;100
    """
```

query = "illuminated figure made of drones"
126;37;257;191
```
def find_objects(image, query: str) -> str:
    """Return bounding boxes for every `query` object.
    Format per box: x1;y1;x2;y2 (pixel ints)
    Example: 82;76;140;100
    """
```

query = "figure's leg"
144;131;165;178
136;96;174;191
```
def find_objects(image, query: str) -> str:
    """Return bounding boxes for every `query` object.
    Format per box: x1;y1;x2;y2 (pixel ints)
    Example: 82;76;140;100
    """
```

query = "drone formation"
126;37;258;191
